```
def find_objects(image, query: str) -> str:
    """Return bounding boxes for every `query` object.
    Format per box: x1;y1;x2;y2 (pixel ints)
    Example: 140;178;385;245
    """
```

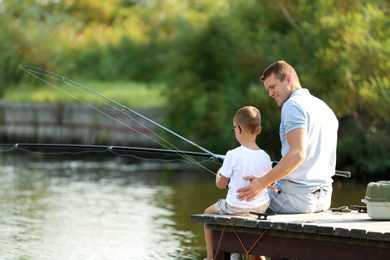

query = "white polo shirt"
279;88;339;194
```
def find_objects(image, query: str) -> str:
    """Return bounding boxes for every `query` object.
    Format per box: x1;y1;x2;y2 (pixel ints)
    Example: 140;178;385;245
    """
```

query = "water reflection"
0;154;222;260
0;154;367;260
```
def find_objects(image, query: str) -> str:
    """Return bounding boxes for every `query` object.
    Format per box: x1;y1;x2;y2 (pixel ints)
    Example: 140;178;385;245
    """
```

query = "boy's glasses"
231;125;240;134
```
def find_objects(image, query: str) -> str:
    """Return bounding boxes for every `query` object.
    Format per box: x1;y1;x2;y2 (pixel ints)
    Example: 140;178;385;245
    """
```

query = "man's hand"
236;175;266;201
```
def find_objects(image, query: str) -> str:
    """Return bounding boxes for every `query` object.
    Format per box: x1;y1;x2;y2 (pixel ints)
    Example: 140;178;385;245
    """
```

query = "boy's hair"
260;60;300;84
234;106;261;134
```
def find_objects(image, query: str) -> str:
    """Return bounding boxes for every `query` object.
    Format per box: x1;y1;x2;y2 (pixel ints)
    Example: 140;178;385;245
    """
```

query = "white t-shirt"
219;146;271;208
279;88;338;194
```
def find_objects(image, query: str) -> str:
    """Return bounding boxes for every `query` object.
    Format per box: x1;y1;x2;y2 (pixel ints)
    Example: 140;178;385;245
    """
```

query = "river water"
0;153;367;260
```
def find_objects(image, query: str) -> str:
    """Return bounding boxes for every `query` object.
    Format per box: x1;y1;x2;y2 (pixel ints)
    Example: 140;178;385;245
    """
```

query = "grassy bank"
3;81;166;108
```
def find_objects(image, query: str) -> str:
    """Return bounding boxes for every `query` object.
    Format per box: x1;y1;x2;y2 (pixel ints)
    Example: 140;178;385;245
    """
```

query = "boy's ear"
257;126;262;135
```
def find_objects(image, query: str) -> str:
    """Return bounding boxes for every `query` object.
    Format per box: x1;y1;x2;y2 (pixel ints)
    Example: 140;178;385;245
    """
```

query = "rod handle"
334;170;351;178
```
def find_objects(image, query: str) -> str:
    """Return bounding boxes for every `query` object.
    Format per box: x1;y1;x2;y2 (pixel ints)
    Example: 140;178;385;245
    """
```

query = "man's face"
263;73;293;107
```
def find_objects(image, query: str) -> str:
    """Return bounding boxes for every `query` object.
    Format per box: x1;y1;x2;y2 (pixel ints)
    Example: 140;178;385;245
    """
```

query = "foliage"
0;1;75;85
305;2;390;176
3;81;165;108
1;0;390;178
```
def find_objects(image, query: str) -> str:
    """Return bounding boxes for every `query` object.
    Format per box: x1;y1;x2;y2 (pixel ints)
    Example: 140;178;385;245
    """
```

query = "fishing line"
19;65;223;161
19;66;204;165
0;143;218;167
19;65;164;144
18;65;221;175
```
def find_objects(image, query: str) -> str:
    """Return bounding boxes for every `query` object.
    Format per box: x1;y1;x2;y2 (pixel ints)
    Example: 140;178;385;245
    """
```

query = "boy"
203;106;271;260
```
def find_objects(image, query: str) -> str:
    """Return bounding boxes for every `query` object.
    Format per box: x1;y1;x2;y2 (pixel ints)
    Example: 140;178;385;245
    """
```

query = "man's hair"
234;106;261;134
260;60;300;84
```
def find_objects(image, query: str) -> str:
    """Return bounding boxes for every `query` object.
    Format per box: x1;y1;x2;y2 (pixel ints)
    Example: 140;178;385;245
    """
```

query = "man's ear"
285;73;293;85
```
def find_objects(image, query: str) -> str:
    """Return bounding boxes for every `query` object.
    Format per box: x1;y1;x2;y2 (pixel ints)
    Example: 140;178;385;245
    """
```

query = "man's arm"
237;128;306;201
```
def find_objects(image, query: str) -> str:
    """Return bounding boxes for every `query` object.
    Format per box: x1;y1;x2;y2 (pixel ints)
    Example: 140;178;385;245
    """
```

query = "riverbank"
0;102;162;147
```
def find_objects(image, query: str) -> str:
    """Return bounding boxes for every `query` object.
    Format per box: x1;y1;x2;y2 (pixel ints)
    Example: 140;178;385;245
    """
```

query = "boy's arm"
216;171;229;189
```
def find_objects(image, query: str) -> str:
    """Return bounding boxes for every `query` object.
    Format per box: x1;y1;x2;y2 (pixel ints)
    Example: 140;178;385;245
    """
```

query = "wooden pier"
191;210;390;260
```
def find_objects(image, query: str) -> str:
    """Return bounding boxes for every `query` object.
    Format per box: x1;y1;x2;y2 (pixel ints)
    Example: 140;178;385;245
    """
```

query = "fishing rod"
0;143;223;176
1;143;350;178
0;143;223;160
19;65;224;163
334;170;351;178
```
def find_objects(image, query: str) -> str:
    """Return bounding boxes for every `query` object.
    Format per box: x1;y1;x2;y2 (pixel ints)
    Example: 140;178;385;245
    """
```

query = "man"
237;60;338;213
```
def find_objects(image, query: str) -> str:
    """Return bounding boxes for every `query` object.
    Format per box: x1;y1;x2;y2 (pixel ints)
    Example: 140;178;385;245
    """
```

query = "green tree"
159;0;390;176
0;0;75;88
159;5;278;154
311;3;390;177
1;0;389;178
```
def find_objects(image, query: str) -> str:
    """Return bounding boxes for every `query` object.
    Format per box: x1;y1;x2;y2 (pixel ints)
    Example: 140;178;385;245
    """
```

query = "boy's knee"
204;204;216;214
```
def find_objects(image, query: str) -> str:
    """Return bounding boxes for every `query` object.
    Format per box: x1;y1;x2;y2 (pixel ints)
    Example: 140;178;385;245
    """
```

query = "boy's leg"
204;204;218;260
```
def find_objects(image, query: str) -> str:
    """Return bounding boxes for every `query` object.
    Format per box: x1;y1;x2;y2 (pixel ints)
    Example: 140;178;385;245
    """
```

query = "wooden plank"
308;219;390;240
216;215;235;226
334;227;350;237
302;223;319;234
287;222;304;232
384;232;390;241
190;213;204;223
204;215;218;225
191;212;390;241
230;216;246;226
272;221;288;230
367;231;384;241
351;229;367;239
318;225;337;235
244;219;260;228
257;220;272;230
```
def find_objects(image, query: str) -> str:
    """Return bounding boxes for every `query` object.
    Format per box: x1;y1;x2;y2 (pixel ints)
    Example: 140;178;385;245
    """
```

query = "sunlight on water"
0;155;214;260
